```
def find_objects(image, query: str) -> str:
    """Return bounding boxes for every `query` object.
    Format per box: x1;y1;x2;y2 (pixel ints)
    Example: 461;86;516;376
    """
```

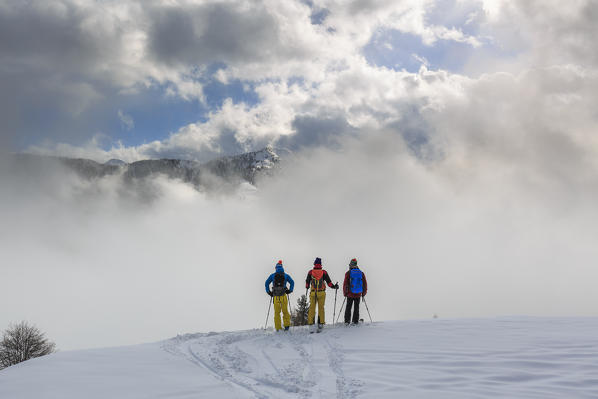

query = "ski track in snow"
163;319;598;399
166;325;363;399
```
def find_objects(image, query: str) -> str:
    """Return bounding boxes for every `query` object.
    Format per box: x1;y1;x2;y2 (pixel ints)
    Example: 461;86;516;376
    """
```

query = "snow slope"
2;317;598;398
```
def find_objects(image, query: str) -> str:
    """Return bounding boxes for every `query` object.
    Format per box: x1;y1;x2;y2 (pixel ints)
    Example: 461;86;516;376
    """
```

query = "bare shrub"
0;321;56;369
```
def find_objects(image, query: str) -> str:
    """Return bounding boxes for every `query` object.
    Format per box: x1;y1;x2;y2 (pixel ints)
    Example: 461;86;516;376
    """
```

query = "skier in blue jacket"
265;260;295;331
343;258;367;325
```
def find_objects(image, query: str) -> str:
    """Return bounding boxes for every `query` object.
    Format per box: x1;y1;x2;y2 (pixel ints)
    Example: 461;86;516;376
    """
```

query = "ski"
309;324;323;334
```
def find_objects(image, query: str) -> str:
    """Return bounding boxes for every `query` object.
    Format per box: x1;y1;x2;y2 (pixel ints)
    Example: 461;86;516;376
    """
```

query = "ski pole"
335;297;346;324
363;296;373;323
264;295;273;330
287;293;293;327
333;283;338;326
314;284;318;326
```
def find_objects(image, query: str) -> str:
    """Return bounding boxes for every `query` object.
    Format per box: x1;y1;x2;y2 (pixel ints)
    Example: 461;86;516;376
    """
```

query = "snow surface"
1;317;598;398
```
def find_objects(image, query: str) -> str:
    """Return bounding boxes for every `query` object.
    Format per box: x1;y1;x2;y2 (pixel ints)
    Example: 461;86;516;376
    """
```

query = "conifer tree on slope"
291;294;309;326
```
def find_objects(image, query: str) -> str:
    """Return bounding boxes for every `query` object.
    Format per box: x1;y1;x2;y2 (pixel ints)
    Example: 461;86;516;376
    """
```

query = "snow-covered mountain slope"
7;146;280;191
2;317;598;398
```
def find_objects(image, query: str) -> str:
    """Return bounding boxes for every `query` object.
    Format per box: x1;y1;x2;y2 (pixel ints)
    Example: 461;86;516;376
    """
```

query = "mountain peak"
245;146;279;170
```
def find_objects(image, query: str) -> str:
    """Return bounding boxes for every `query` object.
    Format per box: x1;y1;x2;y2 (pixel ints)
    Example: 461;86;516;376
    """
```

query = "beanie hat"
314;257;322;266
275;260;284;273
349;258;358;268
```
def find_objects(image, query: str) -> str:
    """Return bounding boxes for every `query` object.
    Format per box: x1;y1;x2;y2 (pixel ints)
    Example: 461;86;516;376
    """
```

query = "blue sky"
105;76;261;149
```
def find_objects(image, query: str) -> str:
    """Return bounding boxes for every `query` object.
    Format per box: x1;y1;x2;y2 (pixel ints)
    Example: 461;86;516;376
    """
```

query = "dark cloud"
347;0;391;14
0;2;111;65
147;3;296;66
387;104;438;160
276;115;357;151
0;1;125;147
0;65;107;148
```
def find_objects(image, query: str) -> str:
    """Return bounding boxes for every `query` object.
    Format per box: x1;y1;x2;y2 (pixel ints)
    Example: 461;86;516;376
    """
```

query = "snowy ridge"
6;147;279;192
249;145;280;169
2;317;598;398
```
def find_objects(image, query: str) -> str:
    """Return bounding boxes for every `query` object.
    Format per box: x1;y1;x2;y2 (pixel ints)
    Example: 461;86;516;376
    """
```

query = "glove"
267;291;273;297
285;288;291;294
333;283;339;290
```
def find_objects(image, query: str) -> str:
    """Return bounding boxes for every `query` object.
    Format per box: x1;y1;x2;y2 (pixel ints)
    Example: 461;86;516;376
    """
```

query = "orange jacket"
305;265;334;291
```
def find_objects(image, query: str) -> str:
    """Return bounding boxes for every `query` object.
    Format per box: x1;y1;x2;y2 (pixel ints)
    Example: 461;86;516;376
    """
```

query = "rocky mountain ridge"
8;147;280;191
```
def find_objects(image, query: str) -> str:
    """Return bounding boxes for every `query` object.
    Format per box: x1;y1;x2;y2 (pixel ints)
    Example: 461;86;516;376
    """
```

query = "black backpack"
272;273;286;296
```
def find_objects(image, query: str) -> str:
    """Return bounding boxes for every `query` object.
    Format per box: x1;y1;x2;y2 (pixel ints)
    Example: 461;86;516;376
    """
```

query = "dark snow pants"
344;296;360;324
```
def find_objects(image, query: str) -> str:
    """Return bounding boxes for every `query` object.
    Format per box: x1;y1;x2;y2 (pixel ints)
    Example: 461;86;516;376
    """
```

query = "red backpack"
311;269;325;291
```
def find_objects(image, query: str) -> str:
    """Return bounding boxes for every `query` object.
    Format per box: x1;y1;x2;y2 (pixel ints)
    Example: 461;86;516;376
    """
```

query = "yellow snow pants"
308;290;326;325
273;294;291;331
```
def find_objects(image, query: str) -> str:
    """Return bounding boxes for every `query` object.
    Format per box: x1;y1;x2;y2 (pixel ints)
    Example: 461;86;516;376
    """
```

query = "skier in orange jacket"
305;257;338;329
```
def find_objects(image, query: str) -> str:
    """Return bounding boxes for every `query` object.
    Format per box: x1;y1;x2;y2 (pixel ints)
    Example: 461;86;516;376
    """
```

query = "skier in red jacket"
343;258;367;325
305;257;338;329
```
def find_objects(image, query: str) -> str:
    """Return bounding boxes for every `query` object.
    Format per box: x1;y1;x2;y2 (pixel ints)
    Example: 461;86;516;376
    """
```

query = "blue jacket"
265;264;295;294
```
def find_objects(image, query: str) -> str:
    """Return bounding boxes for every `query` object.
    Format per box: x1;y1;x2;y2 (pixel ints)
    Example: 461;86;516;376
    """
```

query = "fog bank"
2;134;597;350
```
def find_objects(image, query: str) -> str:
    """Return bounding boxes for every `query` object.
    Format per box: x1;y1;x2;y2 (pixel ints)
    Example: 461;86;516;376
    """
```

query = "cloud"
0;1;135;145
429;65;598;193
3;129;598;350
515;0;598;68
117;110;134;131
147;2;291;66
278;114;357;151
1;0;500;156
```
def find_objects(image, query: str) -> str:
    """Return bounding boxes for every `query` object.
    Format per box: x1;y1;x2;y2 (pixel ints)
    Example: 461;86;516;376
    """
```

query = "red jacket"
343;268;367;298
305;265;334;291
